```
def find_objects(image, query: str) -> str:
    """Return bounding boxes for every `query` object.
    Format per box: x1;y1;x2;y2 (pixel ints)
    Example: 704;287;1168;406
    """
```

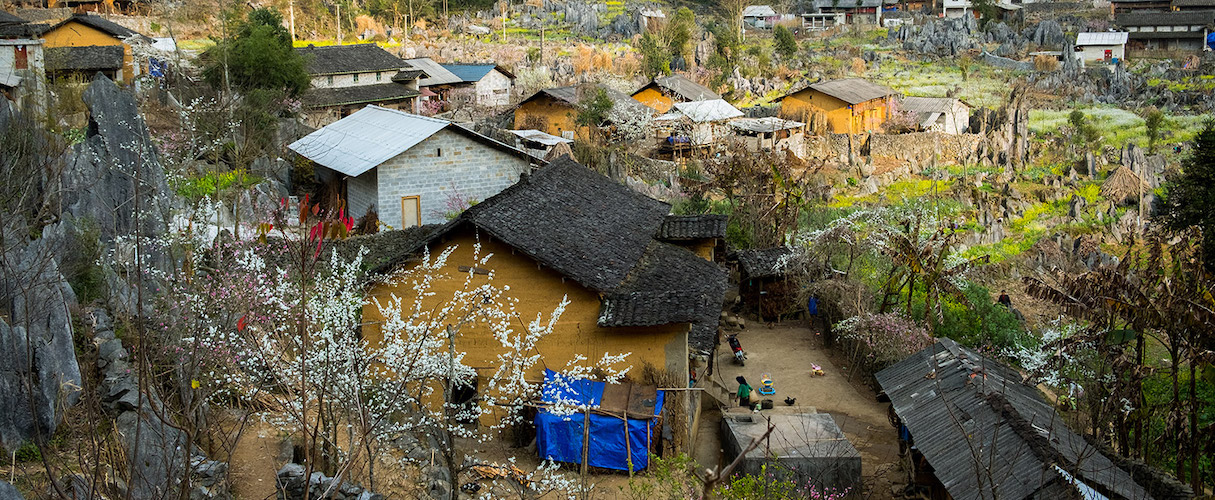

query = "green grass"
1029;107;1208;150
831;178;955;208
870;58;1016;108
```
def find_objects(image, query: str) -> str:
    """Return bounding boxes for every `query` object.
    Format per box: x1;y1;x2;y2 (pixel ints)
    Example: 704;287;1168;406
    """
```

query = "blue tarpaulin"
534;370;665;471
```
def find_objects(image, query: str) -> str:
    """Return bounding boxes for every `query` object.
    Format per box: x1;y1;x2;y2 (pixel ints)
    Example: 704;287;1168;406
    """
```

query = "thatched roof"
1101;166;1151;205
543;142;574;162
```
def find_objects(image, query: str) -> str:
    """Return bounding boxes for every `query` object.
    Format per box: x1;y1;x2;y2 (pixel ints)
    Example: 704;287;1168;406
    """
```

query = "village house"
735;246;800;319
1116;10;1215;52
811;0;883;24
1171;0;1215;11
742;5;779;28
403;57;462;101
877;339;1182;500
800;12;845;30
362;156;728;448
295;43;425;126
1075;32;1129;63
653;99;743;147
729;117;805;153
631;74;720;114
1111;0;1173;14
35;13;148;83
778;78;898;134
440;63;515;108
899;96;971;134
287;105;539;228
514;84;650;140
0;11;45;110
507;129;573;159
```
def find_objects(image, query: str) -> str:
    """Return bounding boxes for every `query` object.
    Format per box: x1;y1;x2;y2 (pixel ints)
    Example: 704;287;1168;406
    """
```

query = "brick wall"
376;128;534;228
347;168;377;219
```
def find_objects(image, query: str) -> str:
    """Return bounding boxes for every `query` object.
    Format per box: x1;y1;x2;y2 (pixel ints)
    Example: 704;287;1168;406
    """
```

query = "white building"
654;99;744;145
900;97;971;135
0;12;46;113
442;63;516;108
288;106;539;227
1075;32;1129;62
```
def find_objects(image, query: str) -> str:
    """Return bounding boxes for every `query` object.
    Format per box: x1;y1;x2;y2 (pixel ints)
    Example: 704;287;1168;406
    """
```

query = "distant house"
363;156;728;446
742;5;779;28
35;14;148;83
0;12;45;109
1172;0;1215;11
287;105;538;227
441;63;515;107
295;43;425;126
1075;32;1129;62
507;128;573;159
812;0;883;24
877;339;1180;500
654;99;743;146
778;78;898;134
1116;10;1215;52
632;74;720;114
1110;0;1172;14
735;246;800;319
800;12;845;31
900;96;971;135
513;84;650;140
729;117;805;152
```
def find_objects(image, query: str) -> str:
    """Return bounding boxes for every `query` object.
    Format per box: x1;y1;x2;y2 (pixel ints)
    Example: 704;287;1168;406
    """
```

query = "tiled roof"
657;215;727;240
876;339;1154;500
648;74;720;101
807;78;896;105
296;43;409;75
45;45;124;72
1116;10;1215;25
523;84;651;120
300;83;420;109
736;246;798;279
404;57;463;86
38;14;145;41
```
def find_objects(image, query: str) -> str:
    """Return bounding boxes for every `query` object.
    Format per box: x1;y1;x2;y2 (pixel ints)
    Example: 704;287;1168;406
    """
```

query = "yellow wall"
632;86;674;114
781;88;890;134
514;97;580;139
363;228;690;391
41;21;135;83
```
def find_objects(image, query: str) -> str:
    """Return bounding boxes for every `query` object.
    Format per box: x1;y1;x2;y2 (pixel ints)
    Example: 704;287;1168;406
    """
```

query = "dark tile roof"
1116;10;1215;25
1170;0;1215;6
644;74;720;101
657;214;727;240
45;45;124;72
599;241;728;351
806;78;896;105
38;14;144;40
391;69;424;82
0;12;37;38
442;63;514;82
370;156;728;352
296;43;409;76
875;339;1154;500
301;82;420;108
0;11;26;24
736;246;798;279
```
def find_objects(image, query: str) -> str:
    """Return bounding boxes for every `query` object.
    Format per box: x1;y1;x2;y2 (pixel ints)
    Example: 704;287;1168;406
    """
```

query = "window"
326;75;333;85
14;46;27;70
353;73;359;83
376;71;382;81
436;148;443;157
401;196;421;228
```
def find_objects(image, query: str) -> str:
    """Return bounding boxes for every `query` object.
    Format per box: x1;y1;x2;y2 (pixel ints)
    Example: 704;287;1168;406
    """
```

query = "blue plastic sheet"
534;370;665;471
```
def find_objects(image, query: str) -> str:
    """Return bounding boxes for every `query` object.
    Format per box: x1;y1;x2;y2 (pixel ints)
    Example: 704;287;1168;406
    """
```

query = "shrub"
834;312;933;377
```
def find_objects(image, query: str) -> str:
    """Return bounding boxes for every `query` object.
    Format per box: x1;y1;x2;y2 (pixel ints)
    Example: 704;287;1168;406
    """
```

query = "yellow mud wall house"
778;78;897;134
514;84;651;141
631;74;722;114
37;14;145;83
362;157;728;441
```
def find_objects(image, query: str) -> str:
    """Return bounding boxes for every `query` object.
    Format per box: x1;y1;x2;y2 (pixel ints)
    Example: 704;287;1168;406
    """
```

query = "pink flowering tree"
834;312;934;378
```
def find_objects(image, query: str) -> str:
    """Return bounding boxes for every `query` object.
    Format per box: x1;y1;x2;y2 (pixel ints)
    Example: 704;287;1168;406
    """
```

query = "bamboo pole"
580;407;590;477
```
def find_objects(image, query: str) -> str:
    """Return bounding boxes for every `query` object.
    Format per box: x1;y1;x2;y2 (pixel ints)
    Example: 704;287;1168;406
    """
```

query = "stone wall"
804;132;982;166
376;128;534;227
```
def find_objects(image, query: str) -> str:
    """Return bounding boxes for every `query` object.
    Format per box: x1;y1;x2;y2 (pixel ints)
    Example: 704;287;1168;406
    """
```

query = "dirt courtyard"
705;320;903;499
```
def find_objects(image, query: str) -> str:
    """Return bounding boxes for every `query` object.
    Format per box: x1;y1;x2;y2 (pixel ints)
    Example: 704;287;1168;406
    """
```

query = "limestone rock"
0;480;23;500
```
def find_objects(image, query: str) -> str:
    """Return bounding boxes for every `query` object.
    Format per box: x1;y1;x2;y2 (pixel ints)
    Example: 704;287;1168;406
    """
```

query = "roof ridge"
362;104;452;126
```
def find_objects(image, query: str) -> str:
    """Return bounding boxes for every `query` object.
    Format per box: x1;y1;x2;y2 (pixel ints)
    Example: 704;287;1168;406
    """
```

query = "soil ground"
707;318;904;499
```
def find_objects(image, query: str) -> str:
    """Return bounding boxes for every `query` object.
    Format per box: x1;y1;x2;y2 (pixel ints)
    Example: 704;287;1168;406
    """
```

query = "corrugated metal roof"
808;78;896;105
1076;32;1129;46
900;96;969;114
287;105;449;177
509;129;573;146
729;116;804;133
404;57;463;86
742;5;777;17
668;99;743;123
442;63;514;82
875;339;1154;500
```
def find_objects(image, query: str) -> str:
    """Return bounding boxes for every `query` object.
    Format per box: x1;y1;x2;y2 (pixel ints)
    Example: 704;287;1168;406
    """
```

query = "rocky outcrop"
60;74;171;246
92;310;231;500
891;16;980;57
0;480;23;500
0;229;82;452
276;463;383;500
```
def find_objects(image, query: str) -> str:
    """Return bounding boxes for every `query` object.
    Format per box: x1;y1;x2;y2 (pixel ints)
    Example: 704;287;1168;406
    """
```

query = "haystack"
1101;166;1151;205
544;141;575;162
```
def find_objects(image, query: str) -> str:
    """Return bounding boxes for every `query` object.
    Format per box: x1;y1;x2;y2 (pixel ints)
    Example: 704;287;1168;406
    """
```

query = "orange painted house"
362;157;728;443
36;14;147;83
778;78;898;134
631;74;720;114
513;84;649;140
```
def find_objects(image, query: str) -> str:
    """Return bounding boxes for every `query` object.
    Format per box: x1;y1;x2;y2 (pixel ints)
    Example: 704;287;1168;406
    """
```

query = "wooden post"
580;407;591;477
623;384;633;476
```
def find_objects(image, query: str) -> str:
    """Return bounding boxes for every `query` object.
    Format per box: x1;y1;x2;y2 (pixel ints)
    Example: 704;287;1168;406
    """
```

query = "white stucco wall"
1078;44;1126;62
311;70;398;89
473;69;512;107
374;128;534;228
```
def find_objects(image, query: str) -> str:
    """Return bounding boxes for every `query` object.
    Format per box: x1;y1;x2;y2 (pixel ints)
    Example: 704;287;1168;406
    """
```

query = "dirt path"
710;320;902;499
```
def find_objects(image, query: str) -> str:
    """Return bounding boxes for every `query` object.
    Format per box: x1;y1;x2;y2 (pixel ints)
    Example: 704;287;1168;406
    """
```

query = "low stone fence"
805;132;983;166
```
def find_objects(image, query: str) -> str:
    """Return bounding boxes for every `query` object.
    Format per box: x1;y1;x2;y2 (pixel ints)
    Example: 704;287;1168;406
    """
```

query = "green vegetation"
1159;120;1215;270
201;7;309;97
173;169;262;201
1029;107;1207;151
773;25;797;59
